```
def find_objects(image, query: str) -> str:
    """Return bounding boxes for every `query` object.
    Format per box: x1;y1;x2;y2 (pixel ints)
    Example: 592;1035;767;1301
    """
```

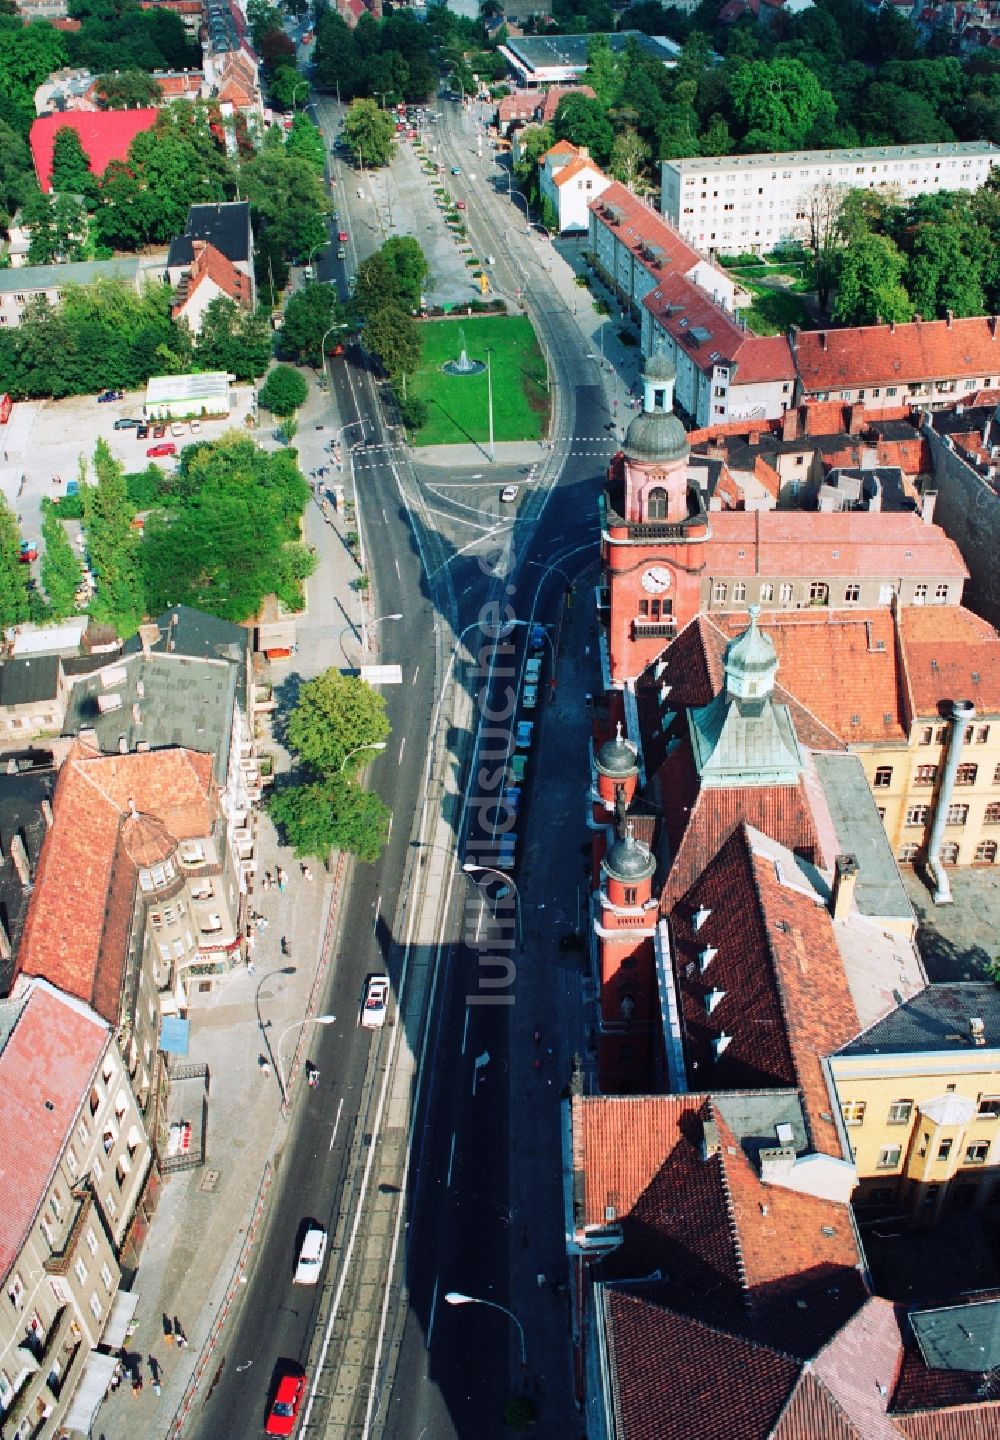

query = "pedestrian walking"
277;867;288;891
263;870;272;891
148;1356;161;1394
301;863;312;882
246;956;255;975
162;1314;173;1345
173;1318;187;1347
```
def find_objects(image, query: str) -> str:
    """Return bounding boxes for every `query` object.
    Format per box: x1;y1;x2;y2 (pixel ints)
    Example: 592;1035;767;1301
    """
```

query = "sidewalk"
94;380;364;1440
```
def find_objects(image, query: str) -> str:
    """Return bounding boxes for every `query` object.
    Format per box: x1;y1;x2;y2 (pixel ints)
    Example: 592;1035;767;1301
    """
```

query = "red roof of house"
591;180;703;278
643;274;795;382
16;747;216;1022
898;604;1000;715
497;92;537;122
0;980;109;1280
30;108;159;191
539;83;595;124
175;240;253;318
794;317;1000;394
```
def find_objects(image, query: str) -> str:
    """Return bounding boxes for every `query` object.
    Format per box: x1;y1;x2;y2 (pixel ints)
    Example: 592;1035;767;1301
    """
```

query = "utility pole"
486;348;494;463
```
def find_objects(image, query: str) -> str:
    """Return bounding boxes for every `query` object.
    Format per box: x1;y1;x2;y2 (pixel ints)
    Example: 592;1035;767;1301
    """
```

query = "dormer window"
692;906;711;932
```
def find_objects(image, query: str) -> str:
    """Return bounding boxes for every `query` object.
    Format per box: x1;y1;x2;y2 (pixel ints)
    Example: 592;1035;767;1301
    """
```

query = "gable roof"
794;317;1000;393
29;109;158;192
539;83;596;123
644;273;796;382
166;200;252;269
591;180;703;278
552;152;605;188
15;748;216;1022
0;979;109;1282
897;604;1000;715
175;240;253;314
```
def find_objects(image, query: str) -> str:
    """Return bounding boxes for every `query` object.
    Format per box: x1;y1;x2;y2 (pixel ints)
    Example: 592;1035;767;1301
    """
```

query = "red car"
266;1370;306;1436
326;342;345;357
337;230;348;243
19;539;38;563
147;442;176;458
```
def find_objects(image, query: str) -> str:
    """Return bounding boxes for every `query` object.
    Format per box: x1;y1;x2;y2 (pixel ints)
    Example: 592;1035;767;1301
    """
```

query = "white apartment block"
662;141;1000;255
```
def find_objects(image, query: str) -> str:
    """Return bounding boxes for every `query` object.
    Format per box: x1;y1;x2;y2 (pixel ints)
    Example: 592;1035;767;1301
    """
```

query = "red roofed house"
537;140;611;232
600;355;968;687
29;109;158;192
172;239;254;334
0;977;153;1437
792;314;1000;414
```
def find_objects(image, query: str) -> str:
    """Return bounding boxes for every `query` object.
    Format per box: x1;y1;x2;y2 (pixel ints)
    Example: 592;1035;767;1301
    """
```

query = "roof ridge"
709;1103;753;1305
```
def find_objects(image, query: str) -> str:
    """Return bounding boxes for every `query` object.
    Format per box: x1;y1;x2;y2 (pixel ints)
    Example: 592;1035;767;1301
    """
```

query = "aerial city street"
2;0;1000;1436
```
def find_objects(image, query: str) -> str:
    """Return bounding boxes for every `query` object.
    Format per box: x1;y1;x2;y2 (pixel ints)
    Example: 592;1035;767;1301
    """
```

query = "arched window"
646;487;668;520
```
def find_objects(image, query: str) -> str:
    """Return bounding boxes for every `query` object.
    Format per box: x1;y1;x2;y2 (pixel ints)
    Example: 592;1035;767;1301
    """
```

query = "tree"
907;219;985;320
286;668;391;777
125;106;232;243
583;34;619;107
21;187;86;263
284;113;326;173
364;302;423;380
834;231;911;326
278;282;348;365
258;364;309;417
240;145;330;262
82;441;145;634
39;499;83;619
193;299;273;379
0;118;35;228
804;181;848;311
268;62;306;111
381;235;428;311
268;775;391;862
610;126;650;190
353;251;402;321
0;18;68;119
92;68;163;108
92;159;157;250
342;97;395;168
553;93;614;166
0;496;30;630
728;57;838;151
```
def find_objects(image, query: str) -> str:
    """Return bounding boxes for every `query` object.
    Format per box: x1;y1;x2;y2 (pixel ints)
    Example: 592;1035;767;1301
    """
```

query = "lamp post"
291;80;309;111
320;323;350;378
444;1291;526;1368
255;965;296;1066
486;349;494;464
462;863;522;950
339;740;388;774
274;1014;337;1102
508;187;531;233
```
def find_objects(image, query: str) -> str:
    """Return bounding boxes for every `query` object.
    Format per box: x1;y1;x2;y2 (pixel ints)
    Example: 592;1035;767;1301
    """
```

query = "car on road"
304;265;314;280
500;484;518;503
361;974;390;1029
327;342;345;356
18;539;37;563
113;418;139;430
147;442;176;458
529;624;547;652
451;166;461;175
337;230;348;242
507;754;527;786
294;1225;328;1285
137;424;149;439
497;835;518;871
265;1367;306;1436
152;424;166;438
97;389;123;402
515;719;534;749
337;246;346;260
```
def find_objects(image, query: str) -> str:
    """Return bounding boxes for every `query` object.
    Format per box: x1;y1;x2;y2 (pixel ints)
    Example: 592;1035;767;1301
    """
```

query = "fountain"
441;327;486;377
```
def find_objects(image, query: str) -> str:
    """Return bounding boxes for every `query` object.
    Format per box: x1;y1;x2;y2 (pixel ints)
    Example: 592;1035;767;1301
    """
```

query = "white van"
294;1225;328;1285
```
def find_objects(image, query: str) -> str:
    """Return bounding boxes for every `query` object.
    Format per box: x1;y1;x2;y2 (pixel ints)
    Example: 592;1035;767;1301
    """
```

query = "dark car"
97;389;123;402
137;425;149;439
152;424;166;439
113;418;139;430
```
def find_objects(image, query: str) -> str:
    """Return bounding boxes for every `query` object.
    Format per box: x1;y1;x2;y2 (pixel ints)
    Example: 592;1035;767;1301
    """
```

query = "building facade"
538;141;611;233
662;141;1000;255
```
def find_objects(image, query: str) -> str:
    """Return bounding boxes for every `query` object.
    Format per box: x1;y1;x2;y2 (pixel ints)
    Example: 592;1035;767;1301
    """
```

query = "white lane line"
427;1277;440;1351
461;1005;470;1056
374;894;381;930
387;812;393;839
447;1132;457;1188
382;508;387;522
395;558;400;579
399;737;406;761
411;665;419;686
329;1096;344;1152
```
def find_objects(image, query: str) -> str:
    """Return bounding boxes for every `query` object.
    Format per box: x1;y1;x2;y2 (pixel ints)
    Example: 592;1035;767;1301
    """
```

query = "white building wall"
663;143;1000;254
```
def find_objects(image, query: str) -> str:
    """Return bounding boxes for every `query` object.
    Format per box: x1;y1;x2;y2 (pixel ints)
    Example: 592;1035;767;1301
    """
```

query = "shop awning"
160;1016;190;1055
103;1288;140;1349
63;1351;118;1433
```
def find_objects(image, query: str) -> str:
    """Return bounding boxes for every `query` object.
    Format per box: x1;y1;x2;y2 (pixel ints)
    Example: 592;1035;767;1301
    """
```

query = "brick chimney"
781;407;801;441
831;853;859;921
847;402;865;435
946;309;954;329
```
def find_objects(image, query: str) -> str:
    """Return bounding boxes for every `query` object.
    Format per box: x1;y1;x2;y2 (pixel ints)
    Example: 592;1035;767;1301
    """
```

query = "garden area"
406;315;549;448
720;249;818;337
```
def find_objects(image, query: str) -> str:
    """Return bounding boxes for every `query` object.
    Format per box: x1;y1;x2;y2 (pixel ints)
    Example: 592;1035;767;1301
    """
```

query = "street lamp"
508;187;531;234
274;1014;337;1102
462;863;523;950
486;349;494;464
291;80;309;111
320;322;350;377
444;1291;526;1368
255;965;296;1068
339;740;388;773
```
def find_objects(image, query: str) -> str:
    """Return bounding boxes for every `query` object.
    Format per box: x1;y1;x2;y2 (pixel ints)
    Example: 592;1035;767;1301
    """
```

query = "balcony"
631;619;677;641
253;684;276;712
601;488;709;543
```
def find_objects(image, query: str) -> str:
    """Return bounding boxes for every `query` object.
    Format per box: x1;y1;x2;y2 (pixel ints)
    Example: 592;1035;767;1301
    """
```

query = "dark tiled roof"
839;984;1000;1057
0;770;55;997
0;655;60;706
166;201;251;269
123;605;248;713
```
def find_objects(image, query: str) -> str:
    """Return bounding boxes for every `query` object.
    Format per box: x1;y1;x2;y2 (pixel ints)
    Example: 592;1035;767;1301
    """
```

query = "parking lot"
0;386;258;549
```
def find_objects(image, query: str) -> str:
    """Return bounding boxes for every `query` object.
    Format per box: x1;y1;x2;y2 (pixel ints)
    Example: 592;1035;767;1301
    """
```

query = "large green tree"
342;97;395;168
728;57;838;151
50;124;98;202
267;774;391;862
0;496;30;630
241;144;329;262
278;282;349;365
380;235;428;312
834;231;912;326
82;440;145;635
284;113;326;173
258;364;309;417
192;299;273;380
286;669;391;777
364;302;422;380
553;93;614;167
0;118;34;228
93;68;163;108
39;499;83;619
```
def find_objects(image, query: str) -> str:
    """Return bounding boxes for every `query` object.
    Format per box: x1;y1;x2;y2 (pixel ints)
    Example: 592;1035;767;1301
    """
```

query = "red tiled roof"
670;825;858;1156
591;180;703;277
791;1296;904;1440
540;138;576;160
175;240;253;315
16;748;216;1022
552;152;605;188
713;609;908;743
794;317;1000;394
644;275;795;382
154;70;204;98
539;83;595;124
30;109;158;192
898;604;1000;715
497;92;537;122
0;981;109;1280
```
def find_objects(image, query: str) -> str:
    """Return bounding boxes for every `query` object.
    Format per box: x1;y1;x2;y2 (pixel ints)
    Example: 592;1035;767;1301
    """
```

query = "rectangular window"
86;1227;98;1255
966;1141;990;1165
74;1257;87;1285
898;843;920;862
779;583;793;604
975;725;990;744
842;1100;866;1127
712;582;727;604
759;583;773;602
946;803;969;826
7;1274;24;1309
905;806;929;827
733;582;746;602
934;584;949;603
877;1145;902;1170
938;1138;953;1161
919;726;933;745
987;804;1000;825
845;584;860;602
956;763;978;786
100;1263;113;1291
915;765;937;787
874;766;892;788
914;584;927;604
809;582;828;603
978;1096;1000;1118
623;887;637;905
89;1292;102;1320
887;1099;913;1125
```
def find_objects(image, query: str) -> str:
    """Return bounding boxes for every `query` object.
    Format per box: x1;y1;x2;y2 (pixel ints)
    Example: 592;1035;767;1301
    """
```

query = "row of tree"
0;278;273;399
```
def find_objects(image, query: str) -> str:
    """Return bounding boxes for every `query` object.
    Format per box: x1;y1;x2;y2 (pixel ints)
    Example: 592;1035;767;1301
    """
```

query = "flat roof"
0;257;144;293
814;752;913;921
145;372;233;403
504;31;679;73
665;141;1000;175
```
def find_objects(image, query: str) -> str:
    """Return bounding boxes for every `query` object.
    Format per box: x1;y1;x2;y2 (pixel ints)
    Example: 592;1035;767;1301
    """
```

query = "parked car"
189;420;202;433
507;754;527;786
97;389;123;402
265;1367;306;1436
515;719;533;749
529;624;547;652
451;166;461;175
337;247;346;260
18;539;37;563
147;442;176;458
337;230;348;242
361;974;390;1029
152;424;166;439
497;835;518;871
137;425;149;440
304;265;314;280
294;1225;328;1285
456;200;466;210
113;418;139;430
500;484;518;503
170;422;186;438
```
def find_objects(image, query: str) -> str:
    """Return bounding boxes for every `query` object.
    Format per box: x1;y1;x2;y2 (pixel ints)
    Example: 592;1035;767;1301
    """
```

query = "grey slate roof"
504;31;680;73
123;605;248;713
0;769;55;998
64;651;236;784
910;1296;1000;1372
0;258;143;294
0;656;60;707
166;202;252;270
813;751;912;921
839;983;1000;1056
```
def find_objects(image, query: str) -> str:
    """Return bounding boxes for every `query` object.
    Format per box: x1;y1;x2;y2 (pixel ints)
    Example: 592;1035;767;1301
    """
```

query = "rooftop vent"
970;1016;986;1045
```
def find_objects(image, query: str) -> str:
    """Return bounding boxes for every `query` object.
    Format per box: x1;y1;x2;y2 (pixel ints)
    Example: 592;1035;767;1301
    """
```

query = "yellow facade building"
831;982;1000;1226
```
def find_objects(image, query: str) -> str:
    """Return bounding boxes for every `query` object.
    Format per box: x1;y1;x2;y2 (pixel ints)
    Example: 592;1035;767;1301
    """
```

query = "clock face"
641;566;671;595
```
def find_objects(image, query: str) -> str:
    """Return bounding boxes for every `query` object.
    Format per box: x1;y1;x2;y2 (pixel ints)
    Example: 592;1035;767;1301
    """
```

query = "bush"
398;394;429;429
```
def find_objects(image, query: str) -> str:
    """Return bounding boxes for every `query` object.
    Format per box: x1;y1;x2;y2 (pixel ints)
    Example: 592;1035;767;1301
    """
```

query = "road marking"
412;665;419;686
382;508;387;522
374;895;381;931
395;558;400;578
427;1277;440;1350
387;813;393;839
329;1096;344;1152
447;1131;456;1188
399;737;406;761
461;1005;471;1056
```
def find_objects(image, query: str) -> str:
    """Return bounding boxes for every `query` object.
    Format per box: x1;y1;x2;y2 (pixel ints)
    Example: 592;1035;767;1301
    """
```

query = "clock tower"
601;353;709;686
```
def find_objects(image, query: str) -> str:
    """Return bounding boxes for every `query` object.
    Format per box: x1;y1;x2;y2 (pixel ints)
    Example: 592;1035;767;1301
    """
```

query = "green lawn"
408;315;549;447
741;285;813;337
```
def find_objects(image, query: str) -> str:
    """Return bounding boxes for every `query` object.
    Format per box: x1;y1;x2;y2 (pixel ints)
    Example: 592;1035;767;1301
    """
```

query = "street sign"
360;664;403;685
